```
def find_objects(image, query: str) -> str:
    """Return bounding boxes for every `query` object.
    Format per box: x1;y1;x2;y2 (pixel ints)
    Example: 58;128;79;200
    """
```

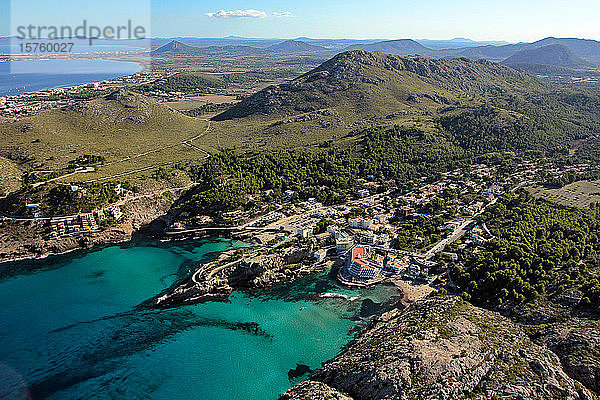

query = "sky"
1;0;599;42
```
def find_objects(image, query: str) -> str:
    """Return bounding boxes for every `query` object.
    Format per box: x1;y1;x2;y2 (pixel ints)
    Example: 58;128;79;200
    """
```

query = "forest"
455;191;600;311
180;98;600;216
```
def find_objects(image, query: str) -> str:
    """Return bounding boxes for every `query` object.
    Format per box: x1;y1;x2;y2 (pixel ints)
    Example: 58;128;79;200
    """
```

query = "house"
396;206;414;218
441;252;459;262
347;246;383;280
95;210;106;221
375;234;391;249
296;227;313;238
80;213;98;232
358;230;376;245
108;206;123;220
336;238;354;253
357;189;370;197
348;218;371;229
386;257;409;274
314;249;327;262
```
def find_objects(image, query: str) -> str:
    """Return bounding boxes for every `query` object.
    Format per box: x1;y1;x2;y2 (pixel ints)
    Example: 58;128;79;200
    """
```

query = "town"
163;159;598;290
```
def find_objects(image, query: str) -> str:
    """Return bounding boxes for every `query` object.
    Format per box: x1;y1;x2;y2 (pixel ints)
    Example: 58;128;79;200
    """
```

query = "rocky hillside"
282;296;594;400
214;50;533;120
268;40;327;53
503;44;592;69
343;39;435;56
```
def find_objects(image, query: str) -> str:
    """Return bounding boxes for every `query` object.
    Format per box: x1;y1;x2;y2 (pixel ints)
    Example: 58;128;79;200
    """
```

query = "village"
0;72;159;118
167;159;599;289
1;156;597;282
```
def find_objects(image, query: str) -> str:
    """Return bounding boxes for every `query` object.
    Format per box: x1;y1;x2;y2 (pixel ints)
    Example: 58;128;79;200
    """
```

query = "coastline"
0;193;174;271
0;58;143;97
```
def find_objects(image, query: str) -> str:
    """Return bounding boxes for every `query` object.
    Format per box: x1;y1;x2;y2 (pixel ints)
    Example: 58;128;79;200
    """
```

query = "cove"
0;59;142;97
0;238;399;400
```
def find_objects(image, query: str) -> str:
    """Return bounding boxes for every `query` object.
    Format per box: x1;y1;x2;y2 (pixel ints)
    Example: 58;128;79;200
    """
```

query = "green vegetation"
0;156;22;195
455;191;600;310
0;90;209;184
528;180;600;209
395;215;447;251
136;72;226;93
181;103;233;117
0;181;124;216
67;154;105;168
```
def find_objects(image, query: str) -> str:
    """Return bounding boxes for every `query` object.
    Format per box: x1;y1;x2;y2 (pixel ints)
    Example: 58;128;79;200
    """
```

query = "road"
423;218;476;260
29;120;214;188
192;257;243;284
104;120;212;167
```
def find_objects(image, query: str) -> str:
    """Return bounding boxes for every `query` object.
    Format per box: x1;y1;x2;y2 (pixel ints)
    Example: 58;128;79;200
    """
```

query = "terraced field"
528;181;600;208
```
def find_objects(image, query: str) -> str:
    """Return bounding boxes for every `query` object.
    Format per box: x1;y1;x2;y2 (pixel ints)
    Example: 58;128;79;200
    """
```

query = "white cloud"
272;12;294;18
205;9;268;19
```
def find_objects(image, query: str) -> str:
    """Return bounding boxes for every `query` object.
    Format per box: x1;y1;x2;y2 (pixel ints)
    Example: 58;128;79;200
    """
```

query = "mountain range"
150;36;600;71
213;50;535;121
502;44;592;69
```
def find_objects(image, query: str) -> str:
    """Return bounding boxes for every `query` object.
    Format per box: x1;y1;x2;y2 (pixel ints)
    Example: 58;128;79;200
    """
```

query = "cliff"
282;296;594;400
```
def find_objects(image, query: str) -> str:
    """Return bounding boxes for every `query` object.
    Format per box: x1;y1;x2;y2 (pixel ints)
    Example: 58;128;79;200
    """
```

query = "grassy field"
0;91;212;184
0;156;21;195
528;181;600;208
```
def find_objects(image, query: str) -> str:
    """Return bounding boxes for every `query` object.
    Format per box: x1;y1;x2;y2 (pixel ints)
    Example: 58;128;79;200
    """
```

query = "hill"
213;50;532;120
152;40;204;55
283;297;593;399
531;37;600;64
0;156;21;196
502;44;592;69
267;40;327;53
452;43;529;61
455;37;600;65
416;37;510;50
0;89;210;183
343;39;435;56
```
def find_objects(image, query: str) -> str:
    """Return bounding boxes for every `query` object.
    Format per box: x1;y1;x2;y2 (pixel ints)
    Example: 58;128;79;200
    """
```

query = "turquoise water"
0;239;398;400
0;59;142;97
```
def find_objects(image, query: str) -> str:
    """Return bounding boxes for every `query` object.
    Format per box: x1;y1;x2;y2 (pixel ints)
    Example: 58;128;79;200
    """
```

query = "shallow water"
0;239;398;399
0;59;142;97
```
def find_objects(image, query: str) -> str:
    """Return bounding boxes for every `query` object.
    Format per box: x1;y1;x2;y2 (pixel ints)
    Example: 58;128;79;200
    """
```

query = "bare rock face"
290;297;593;400
280;381;353;400
214;51;529;120
537;318;600;393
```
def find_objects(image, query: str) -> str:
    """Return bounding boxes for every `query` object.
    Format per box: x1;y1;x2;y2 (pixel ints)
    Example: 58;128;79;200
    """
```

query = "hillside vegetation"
173;51;600;215
503;44;592;69
215;51;535;120
0;156;21;196
0;90;210;183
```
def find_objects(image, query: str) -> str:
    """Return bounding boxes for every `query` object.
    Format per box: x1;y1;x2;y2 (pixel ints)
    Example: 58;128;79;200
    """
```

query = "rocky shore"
143;245;328;309
281;296;595;400
0;195;172;274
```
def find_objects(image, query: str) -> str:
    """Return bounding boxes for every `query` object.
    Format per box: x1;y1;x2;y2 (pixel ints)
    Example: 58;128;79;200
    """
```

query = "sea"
0;239;399;400
0;59;142;97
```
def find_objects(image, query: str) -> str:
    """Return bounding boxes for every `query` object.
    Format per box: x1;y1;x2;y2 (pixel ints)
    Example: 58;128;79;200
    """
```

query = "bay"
0;59;142;97
0;239;398;400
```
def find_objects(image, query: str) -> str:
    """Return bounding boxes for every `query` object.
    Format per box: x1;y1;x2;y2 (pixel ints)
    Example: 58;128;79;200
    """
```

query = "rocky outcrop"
280;381;353;400
536;318;600;393
145;246;326;309
287;296;593;400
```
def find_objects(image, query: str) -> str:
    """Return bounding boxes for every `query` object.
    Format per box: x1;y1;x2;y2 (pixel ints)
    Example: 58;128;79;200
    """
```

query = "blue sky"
2;0;599;42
